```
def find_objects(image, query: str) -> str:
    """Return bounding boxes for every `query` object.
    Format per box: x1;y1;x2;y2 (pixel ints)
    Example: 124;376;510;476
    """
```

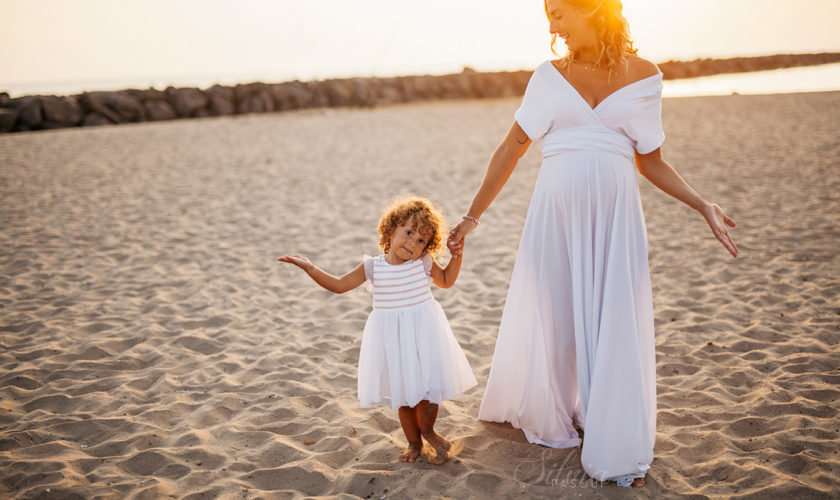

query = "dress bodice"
363;254;434;310
514;61;665;160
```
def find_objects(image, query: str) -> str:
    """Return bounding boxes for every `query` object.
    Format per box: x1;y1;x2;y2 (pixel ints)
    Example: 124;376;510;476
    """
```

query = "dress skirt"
358;299;477;411
478;150;657;486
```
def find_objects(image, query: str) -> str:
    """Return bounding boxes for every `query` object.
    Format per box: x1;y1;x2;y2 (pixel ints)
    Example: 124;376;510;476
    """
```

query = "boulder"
166;87;208;117
305;81;331;108
0;108;18;132
107;92;145;121
78;92;125;123
9;96;43;128
317;78;356;106
39;95;83;126
206;85;235;116
235;83;274;114
82;112;114;127
0;92;10;106
144;99;177;121
270;81;312;110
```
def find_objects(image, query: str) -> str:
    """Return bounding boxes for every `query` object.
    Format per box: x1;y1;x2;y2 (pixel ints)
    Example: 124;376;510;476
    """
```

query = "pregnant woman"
447;0;738;488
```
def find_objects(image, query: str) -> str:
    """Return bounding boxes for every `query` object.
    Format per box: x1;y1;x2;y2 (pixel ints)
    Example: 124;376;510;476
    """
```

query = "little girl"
278;196;477;464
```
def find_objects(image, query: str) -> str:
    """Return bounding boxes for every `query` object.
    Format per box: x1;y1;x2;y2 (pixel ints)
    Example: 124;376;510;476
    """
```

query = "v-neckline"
547;61;661;112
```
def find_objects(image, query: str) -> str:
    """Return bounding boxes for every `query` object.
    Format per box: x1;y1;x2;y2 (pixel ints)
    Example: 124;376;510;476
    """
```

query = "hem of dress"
477;416;582;449
360;382;477;411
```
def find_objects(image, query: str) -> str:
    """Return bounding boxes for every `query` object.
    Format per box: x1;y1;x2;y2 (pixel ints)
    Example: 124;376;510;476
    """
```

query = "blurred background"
2;0;839;98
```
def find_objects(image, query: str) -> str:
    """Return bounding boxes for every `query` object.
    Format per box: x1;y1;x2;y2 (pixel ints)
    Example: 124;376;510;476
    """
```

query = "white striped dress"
357;253;477;410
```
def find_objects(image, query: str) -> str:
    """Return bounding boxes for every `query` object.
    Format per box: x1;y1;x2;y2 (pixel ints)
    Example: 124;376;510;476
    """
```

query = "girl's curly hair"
546;0;638;74
378;196;446;256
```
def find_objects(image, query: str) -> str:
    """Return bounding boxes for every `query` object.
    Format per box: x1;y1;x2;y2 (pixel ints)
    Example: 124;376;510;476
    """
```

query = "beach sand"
1;91;838;499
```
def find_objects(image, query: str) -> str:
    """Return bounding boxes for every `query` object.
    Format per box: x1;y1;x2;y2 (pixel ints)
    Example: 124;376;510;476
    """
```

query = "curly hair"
378;196;446;256
545;0;638;74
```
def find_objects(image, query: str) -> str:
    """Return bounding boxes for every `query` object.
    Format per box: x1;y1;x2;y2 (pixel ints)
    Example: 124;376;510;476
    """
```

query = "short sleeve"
628;79;666;154
421;253;433;276
362;254;375;285
514;64;555;141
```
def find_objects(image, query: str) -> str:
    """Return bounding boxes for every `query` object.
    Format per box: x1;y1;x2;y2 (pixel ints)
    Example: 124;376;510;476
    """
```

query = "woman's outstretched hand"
278;254;314;271
447;219;477;256
702;203;738;258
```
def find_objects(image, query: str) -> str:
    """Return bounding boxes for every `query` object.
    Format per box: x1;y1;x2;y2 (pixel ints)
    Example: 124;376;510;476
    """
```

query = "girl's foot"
398;442;422;463
632;477;645;487
421;430;451;464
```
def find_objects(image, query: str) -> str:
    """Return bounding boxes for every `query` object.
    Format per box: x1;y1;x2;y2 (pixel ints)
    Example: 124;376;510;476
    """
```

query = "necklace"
579;62;598;72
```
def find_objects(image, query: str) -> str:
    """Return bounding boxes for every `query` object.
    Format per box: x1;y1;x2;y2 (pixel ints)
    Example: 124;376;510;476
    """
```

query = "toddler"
279;196;477;463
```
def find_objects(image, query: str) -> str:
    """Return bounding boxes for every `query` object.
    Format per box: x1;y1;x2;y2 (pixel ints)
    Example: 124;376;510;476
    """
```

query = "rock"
0;108;18;132
319;78;356;106
82;112;114;127
128;88;176;121
0;92;10;106
270;81;312;110
372;78;405;106
39;95;83;126
106;93;145;121
127;88;166;101
166;87;208;117
78;92;125;123
144;100;177;121
438;74;473;100
206;85;235;116
235;83;274;114
9;96;43;128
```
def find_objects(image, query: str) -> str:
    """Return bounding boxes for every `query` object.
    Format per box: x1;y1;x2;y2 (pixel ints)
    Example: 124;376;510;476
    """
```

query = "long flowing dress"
477;60;665;487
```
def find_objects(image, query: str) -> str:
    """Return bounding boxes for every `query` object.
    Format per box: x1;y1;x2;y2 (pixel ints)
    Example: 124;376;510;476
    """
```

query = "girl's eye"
406;230;412;235
419;239;425;244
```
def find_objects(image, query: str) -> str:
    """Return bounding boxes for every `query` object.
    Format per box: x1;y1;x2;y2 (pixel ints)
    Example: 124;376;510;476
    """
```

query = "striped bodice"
367;254;434;310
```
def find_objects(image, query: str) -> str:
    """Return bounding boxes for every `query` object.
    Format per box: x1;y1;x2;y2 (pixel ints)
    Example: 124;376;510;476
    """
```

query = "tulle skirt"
358;299;477;411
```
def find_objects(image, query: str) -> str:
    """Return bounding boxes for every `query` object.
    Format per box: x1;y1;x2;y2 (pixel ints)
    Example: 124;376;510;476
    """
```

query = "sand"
1;90;838;499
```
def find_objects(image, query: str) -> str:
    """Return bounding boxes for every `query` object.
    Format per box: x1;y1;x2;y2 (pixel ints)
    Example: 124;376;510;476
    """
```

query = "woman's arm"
635;148;739;258
278;255;367;293
448;122;532;254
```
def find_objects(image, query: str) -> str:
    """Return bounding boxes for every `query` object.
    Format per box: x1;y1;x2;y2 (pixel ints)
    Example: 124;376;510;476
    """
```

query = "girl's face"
388;220;432;263
545;0;598;53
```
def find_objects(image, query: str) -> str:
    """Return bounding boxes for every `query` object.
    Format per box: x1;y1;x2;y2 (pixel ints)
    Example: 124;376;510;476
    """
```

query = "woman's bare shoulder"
626;55;661;79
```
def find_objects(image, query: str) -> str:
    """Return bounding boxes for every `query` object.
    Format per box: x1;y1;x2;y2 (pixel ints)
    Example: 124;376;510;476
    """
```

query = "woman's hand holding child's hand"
446;233;465;257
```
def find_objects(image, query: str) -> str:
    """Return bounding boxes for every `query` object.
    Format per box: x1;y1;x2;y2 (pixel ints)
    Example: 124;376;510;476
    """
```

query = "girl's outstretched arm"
278;254;366;293
429;239;465;289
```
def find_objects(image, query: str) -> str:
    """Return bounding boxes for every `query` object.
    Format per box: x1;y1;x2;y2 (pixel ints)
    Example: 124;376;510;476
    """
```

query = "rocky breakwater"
2;52;838;134
0;69;531;134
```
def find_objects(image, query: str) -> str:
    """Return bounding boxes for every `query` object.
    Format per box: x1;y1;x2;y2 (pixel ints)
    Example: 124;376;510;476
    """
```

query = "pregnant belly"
535;150;638;199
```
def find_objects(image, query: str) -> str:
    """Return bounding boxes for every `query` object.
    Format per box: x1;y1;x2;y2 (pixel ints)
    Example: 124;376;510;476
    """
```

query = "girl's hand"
701;203;738;258
447;232;466;256
447;219;477;256
278;254;314;271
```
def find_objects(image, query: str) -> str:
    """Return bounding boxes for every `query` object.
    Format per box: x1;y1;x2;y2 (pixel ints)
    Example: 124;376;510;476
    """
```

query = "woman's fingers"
724;214;736;228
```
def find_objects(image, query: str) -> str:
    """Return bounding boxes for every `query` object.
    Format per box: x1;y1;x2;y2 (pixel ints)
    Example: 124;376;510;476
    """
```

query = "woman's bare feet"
421;430;451;464
398;442;422;463
632;477;645;487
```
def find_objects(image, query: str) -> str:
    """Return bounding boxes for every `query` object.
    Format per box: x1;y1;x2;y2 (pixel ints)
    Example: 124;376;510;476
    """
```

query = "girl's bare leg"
416;400;450;462
397;406;422;463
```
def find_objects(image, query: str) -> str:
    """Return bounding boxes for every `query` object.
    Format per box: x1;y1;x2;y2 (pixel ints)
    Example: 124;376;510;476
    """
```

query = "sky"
2;0;839;96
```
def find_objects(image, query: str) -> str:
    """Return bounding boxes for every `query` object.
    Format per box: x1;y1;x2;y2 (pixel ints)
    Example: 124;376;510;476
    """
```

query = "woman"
447;0;738;488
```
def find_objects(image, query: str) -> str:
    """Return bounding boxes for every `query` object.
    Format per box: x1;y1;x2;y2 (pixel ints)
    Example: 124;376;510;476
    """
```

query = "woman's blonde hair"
378;196;446;256
545;0;638;73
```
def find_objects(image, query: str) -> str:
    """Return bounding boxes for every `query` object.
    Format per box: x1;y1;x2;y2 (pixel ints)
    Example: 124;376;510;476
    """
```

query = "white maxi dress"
477;61;665;487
